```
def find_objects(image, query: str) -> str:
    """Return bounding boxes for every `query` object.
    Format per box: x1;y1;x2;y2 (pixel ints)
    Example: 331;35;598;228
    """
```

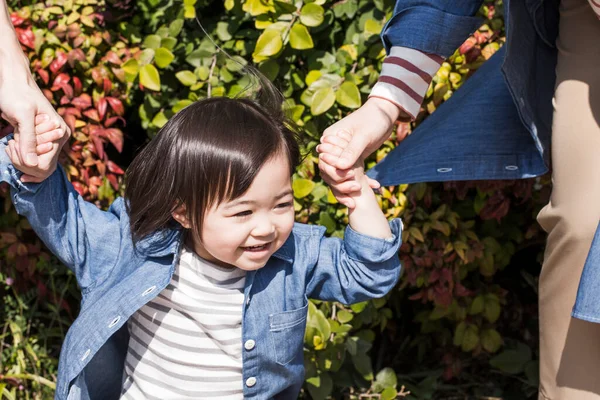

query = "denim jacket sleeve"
305;219;403;304
382;0;484;57
1;135;123;290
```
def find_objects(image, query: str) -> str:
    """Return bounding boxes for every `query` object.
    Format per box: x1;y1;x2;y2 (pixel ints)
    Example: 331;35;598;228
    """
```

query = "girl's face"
174;152;296;271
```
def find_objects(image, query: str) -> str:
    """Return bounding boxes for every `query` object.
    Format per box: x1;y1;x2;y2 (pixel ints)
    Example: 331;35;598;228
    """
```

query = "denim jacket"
0;136;402;400
367;0;559;186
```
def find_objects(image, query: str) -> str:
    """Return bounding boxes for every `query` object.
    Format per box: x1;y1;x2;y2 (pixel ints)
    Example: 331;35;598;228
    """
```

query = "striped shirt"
120;247;246;400
369;46;444;120
590;0;600;18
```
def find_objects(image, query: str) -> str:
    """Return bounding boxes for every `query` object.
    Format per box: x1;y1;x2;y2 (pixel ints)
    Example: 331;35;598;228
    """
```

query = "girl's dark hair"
124;91;301;243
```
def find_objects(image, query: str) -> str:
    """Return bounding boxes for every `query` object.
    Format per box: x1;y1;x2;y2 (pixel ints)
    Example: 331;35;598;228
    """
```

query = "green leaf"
318;211;336;233
152;111;169;128
337;310;353;323
259;59;280;81
169;19;184;37
293;178;315;198
243;0;273;16
310;87;335;115
490;347;532;374
172;99;193;113
335;81;361;109
484;297;501;323
375;367;397;389
481;328;503;353
453;321;467;347
161;37;177;51
122;58;139;80
216;21;232;41
306;373;333;400
300;3;325;27
364;19;383;35
469;295;485;315
143;34;162;49
381;388;398;400
461;324;479;352
176;70;198;86
253;29;283;61
139;64;161;91
139;48;155;66
290;23;314;50
154;48;175;69
184;4;196;18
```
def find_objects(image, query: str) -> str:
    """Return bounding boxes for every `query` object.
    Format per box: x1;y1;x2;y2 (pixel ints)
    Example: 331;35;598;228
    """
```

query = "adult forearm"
0;0;30;80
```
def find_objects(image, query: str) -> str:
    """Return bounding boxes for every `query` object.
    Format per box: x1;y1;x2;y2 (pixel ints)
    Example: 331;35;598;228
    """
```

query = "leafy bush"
1;0;547;399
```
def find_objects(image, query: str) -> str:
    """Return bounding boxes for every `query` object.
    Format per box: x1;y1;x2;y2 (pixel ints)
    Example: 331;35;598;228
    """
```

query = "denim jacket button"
245;377;257;387
244;339;255;351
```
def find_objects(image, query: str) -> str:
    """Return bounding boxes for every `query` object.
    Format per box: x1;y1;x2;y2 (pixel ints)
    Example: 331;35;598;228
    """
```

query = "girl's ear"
171;204;191;229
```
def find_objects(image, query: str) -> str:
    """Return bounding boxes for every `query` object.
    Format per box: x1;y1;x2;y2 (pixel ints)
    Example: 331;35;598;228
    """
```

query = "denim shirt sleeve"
382;0;484;57
0;135;123;290
305;219;403;304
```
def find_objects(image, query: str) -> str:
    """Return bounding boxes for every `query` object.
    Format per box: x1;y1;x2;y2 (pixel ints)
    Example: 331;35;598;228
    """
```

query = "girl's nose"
252;218;276;237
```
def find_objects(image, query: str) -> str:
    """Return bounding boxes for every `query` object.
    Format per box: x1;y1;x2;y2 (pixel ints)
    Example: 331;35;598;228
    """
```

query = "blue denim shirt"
0;136;402;400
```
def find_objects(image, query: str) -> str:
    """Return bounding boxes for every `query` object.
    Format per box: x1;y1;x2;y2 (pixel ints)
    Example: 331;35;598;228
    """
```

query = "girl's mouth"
242;243;271;252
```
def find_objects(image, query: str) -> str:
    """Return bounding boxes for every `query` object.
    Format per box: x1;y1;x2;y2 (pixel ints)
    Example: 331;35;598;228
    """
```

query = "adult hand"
316;97;402;207
5;114;69;183
0;21;69;167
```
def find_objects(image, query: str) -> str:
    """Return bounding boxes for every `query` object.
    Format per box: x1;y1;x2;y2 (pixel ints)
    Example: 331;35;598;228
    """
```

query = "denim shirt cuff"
381;7;482;57
344;218;403;263
0;134;44;196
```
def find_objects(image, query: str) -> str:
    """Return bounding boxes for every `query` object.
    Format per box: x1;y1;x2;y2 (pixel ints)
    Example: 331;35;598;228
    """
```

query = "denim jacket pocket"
269;302;309;365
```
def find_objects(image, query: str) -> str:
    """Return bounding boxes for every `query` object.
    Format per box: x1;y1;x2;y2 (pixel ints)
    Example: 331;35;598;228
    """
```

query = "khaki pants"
537;0;600;398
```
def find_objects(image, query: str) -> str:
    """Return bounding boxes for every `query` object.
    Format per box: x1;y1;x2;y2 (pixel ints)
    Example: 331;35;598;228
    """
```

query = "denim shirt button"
244;339;255;351
245;377;257;387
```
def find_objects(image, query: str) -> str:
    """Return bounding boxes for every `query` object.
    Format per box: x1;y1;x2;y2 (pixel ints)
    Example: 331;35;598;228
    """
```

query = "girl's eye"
276;202;293;209
233;210;252;218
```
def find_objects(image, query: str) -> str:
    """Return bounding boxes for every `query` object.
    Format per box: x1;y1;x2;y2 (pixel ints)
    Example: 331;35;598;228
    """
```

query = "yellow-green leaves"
175;70;197;86
335;81;361;109
293;178;315;198
311;87;335;115
290;23;314;49
154;48;174;69
253;29;282;62
184;0;196;18
300;3;324;27
139;64;160;91
243;0;274;16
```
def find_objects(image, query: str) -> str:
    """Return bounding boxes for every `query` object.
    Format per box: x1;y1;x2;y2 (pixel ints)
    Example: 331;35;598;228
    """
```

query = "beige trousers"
536;0;600;398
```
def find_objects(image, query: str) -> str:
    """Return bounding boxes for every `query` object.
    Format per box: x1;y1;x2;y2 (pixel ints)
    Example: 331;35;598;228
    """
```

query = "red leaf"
96;161;106;176
459;38;477;55
107;160;124;175
63;107;82;118
106;51;122;65
107;173;119;190
104;128;123;152
59;83;74;99
49;51;68;74
97;97;108;121
89;176;102;186
72;94;92;110
60;95;70;105
37;281;48;298
37;69;50;85
73;76;83;95
90;134;105;159
64;114;76;133
10;14;26;26
15;27;35;49
83;109;101;122
51;73;70;90
105;116;126;127
103;78;112;94
106;97;124;116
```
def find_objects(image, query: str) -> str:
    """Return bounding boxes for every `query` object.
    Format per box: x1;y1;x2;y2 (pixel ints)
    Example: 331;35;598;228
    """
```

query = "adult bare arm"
0;0;69;168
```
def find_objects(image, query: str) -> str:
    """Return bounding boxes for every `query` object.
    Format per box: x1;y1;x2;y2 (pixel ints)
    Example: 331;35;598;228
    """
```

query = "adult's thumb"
17;111;39;167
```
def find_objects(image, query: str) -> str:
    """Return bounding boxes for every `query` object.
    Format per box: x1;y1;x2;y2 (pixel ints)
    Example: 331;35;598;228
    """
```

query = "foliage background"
0;0;548;398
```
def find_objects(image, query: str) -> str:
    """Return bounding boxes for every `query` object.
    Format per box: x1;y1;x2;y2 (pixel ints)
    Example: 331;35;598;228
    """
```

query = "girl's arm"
1;134;125;291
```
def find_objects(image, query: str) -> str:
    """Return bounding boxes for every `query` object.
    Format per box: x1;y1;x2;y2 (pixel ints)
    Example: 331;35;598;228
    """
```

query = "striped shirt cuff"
590;0;600;18
369;46;444;120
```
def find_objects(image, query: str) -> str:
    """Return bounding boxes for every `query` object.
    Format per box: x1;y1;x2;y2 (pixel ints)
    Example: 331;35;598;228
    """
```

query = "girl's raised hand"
4;114;69;183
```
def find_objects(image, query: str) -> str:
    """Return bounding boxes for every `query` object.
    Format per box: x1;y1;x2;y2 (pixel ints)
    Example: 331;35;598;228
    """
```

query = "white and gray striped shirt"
120;247;246;400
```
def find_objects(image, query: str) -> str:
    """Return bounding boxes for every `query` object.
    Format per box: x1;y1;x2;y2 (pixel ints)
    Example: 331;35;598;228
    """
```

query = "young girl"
2;93;402;399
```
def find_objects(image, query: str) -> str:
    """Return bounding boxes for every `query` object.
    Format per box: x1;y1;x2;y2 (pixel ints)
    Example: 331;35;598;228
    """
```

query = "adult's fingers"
36;128;65;145
329;188;356;209
367;177;380;189
318;156;355;185
15;107;39;167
